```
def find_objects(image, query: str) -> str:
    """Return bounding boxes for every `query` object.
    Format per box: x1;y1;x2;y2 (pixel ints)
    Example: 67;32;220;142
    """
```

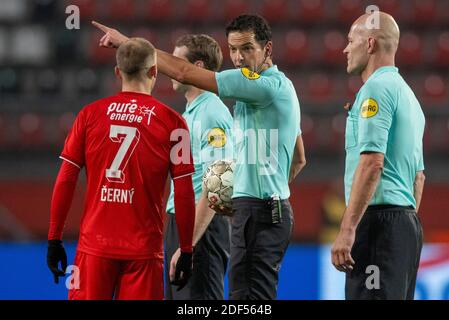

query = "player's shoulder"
201;92;228;110
151;97;186;126
200;94;232;122
80;94;121;114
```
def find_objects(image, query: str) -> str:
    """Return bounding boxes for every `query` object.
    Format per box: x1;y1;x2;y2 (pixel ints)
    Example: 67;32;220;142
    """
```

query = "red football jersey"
60;91;194;259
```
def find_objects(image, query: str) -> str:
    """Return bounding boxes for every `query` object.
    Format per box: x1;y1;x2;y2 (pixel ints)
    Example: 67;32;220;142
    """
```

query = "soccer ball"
202;159;235;211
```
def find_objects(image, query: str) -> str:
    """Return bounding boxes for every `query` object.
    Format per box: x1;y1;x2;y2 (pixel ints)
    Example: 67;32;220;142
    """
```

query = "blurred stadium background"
0;0;448;299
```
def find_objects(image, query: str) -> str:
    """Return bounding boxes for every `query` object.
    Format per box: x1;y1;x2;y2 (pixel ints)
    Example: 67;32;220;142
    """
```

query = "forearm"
414;171;425;212
341;154;383;231
173;174;195;253
192;190;216;246
289;135;306;183
289;161;306;183
156;49;218;93
48;161;80;240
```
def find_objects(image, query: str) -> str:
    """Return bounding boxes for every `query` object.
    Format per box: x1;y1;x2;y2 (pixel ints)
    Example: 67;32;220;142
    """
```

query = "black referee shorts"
228;197;294;300
346;205;423;300
164;212;230;300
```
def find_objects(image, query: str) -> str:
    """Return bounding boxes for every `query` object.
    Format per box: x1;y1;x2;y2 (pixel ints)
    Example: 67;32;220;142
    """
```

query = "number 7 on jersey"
106;125;140;183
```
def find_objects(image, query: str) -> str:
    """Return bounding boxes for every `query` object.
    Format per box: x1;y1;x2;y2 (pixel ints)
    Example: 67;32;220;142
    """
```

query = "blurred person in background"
46;38;196;300
331;11;425;300
164;34;233;300
93;13;306;300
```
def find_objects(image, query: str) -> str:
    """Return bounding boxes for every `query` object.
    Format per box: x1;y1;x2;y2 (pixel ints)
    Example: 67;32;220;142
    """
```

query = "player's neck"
361;55;395;83
121;82;153;96
185;87;205;105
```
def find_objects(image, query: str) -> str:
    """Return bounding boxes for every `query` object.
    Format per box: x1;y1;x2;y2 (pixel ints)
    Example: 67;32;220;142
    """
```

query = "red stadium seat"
329;114;346;151
297;0;325;23
307;73;334;103
282;30;309;66
435;32;449;68
146;0;175;21
322;30;346;66
130;28;158;47
184;0;212;22
337;0;364;24
169;28;193;48
108;0;136;20
423;74;448;106
397;32;423;67
223;0;251;22
346;76;363;101
208;29;229;64
412;0;437;24
59;112;76;135
260;0;289;23
19;113;43;147
87;31;116;65
374;0;402;20
298;115;317;152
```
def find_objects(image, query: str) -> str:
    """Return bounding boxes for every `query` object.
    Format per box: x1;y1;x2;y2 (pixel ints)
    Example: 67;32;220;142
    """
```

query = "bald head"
116;37;156;81
351;11;400;54
344;11;400;77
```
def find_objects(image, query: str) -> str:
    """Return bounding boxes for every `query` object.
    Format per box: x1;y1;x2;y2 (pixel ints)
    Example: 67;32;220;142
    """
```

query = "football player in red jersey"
46;38;196;300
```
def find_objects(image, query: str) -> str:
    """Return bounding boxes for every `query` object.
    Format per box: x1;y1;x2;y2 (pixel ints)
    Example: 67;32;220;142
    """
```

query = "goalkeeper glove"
171;251;192;291
47;240;67;284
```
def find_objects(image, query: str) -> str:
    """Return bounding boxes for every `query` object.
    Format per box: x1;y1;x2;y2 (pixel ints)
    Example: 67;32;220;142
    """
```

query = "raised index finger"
92;21;110;33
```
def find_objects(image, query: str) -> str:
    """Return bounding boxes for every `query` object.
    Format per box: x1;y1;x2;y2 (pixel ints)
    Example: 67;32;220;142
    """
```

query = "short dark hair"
175;34;223;72
225;14;272;46
116;37;155;80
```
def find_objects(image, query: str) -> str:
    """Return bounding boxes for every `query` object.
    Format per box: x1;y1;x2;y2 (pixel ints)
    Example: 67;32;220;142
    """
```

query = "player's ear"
194;60;205;69
148;65;157;79
367;37;376;54
114;66;122;80
264;41;273;58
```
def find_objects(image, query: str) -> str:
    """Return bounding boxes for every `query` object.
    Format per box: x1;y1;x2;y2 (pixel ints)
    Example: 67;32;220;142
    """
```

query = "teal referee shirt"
216;65;301;200
344;66;425;208
166;91;233;214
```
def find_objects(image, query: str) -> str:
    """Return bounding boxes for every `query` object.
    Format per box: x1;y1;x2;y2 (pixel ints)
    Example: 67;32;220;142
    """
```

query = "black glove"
47;240;67;284
171;251;192;291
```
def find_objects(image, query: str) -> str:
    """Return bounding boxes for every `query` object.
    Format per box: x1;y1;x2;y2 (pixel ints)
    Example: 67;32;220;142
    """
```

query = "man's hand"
91;21;129;48
169;248;181;283
170;251;192;291
47;240;68;284
331;228;356;273
209;204;233;216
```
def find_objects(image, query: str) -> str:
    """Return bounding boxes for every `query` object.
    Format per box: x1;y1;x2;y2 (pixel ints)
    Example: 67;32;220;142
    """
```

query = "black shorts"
164;212;230;300
228;197;293;300
345;205;424;300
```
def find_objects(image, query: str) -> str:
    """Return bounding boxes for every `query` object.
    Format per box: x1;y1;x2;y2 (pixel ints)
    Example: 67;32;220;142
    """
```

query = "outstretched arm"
92;21;218;93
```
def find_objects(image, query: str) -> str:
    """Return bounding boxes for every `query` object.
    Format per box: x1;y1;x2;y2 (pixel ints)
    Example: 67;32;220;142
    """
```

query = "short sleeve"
169;116;195;179
199;108;234;173
215;68;280;107
60;109;87;168
357;83;395;154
